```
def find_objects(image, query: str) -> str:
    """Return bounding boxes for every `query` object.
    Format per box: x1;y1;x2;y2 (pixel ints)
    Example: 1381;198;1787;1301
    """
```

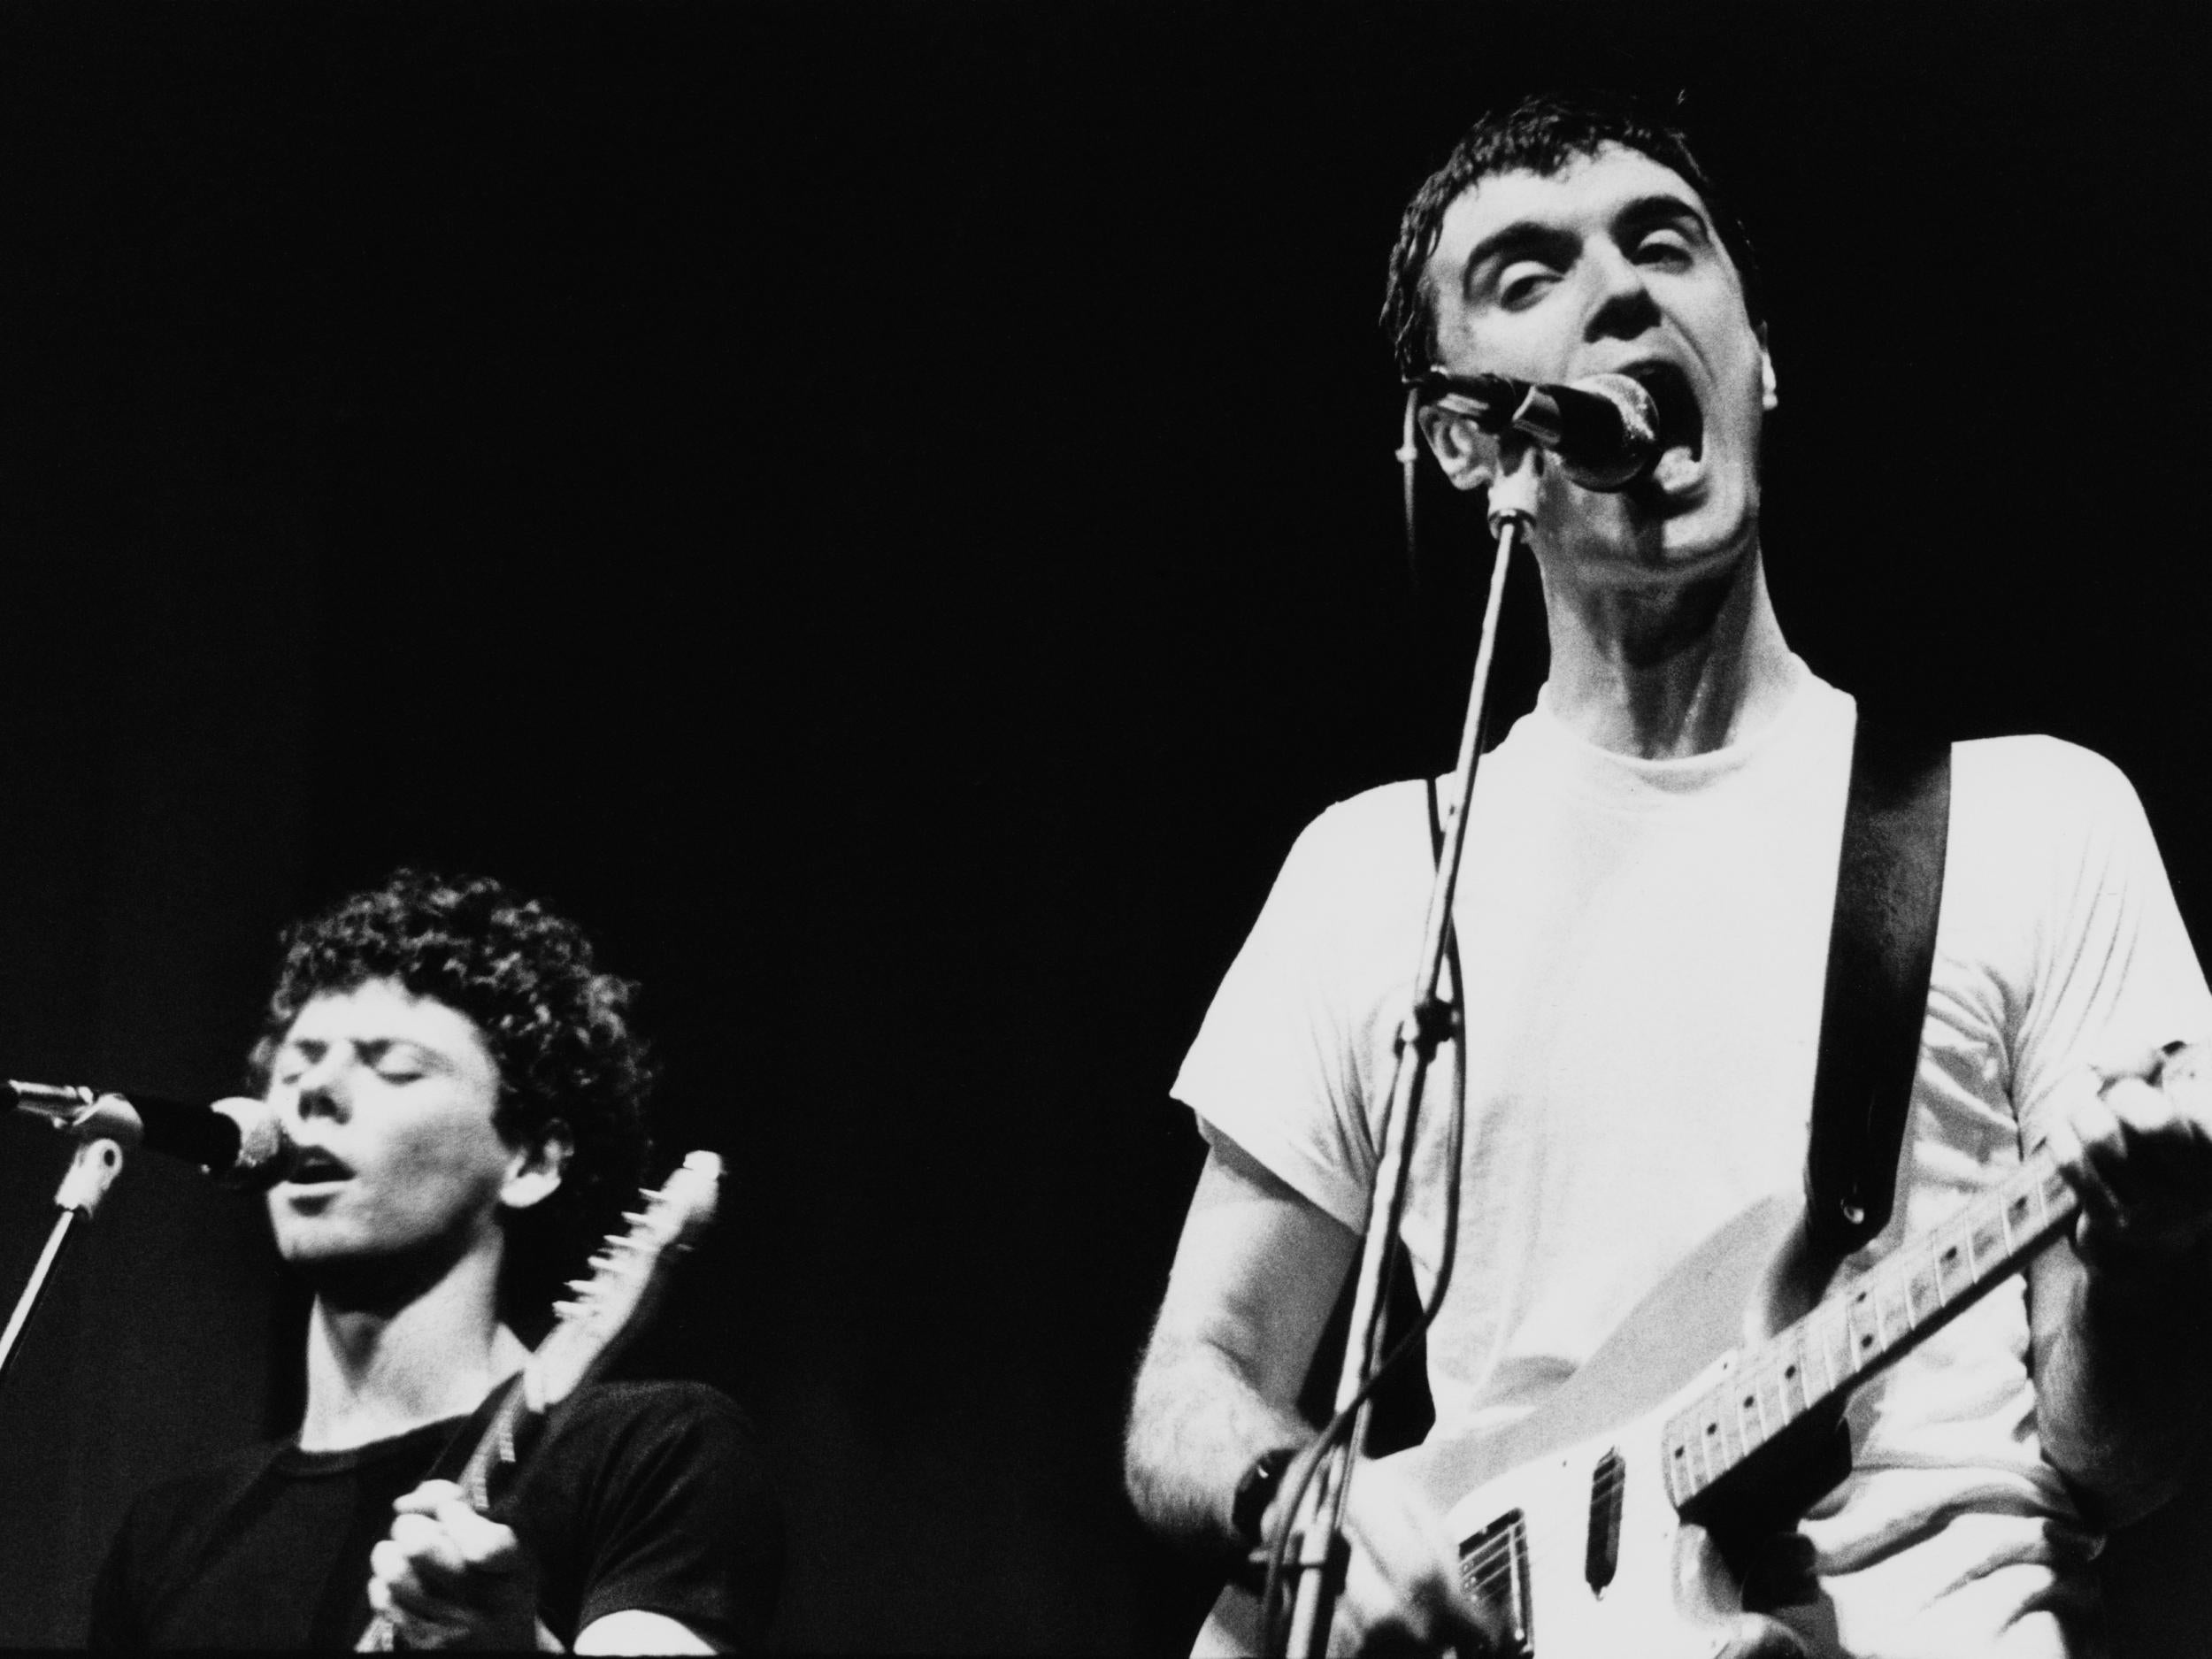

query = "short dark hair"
253;870;653;1325
1380;93;1765;380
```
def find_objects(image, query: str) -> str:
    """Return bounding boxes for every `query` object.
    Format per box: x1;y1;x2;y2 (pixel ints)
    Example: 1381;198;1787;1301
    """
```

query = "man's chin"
284;1229;479;1314
1541;521;1754;590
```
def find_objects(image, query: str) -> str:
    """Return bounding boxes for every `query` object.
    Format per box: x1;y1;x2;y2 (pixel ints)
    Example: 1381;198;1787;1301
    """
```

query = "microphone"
7;1079;292;1188
1417;371;1660;491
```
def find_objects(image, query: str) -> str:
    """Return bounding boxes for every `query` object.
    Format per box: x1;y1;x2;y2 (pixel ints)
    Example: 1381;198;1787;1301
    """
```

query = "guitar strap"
1802;704;1952;1258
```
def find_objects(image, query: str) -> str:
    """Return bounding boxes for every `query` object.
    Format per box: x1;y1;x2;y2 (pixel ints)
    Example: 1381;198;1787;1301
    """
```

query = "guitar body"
1195;1193;1839;1658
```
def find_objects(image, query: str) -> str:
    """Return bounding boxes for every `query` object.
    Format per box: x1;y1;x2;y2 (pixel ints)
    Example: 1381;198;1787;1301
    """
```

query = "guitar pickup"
1586;1447;1624;1596
1458;1509;1532;1655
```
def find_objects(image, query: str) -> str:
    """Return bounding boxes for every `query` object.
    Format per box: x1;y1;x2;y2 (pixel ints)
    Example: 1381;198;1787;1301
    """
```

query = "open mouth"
283;1147;354;1186
1626;362;1703;463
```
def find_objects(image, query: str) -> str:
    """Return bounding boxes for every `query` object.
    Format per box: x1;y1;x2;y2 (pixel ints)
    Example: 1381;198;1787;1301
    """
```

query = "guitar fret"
1910;1243;1945;1321
1847;1288;1879;1370
1733;1379;1758;1454
1703;1394;1732;1483
1933;1230;1969;1300
1659;1152;2089;1525
1781;1340;1811;1417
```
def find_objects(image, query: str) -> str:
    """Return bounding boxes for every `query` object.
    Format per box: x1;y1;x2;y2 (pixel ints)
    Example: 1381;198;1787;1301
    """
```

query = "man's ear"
502;1119;572;1212
1758;327;1779;412
1416;404;1498;493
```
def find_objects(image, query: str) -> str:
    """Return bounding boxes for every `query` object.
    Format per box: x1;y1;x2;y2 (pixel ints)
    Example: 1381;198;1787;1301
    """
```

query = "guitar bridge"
1458;1509;1532;1655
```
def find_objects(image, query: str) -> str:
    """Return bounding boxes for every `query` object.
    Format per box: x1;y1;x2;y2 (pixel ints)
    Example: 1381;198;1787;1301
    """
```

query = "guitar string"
1456;1277;1976;1603
350;1159;719;1650
1451;1194;2064;1606
1254;683;2057;1630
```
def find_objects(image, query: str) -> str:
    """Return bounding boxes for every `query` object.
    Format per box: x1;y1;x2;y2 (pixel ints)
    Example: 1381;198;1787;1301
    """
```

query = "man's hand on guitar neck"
2049;1040;2212;1272
2031;1038;2212;1527
368;1479;555;1652
367;1479;721;1654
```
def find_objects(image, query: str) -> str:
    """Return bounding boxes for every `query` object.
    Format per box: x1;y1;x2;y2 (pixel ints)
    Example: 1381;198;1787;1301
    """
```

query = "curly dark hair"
1379;92;1766;381
252;870;654;1329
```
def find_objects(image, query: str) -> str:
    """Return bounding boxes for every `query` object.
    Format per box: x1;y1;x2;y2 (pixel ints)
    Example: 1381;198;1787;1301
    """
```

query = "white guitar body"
1195;1192;1850;1658
1421;1413;1747;1659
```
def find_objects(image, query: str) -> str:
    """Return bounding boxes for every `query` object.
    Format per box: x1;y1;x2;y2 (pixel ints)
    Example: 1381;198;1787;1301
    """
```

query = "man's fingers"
430;1497;525;1574
2052;1042;2212;1263
370;1537;449;1620
367;1574;469;1651
1715;1613;1815;1659
388;1514;472;1582
2045;1098;2124;1224
2088;1041;2179;1086
393;1478;467;1517
2155;1040;2209;1087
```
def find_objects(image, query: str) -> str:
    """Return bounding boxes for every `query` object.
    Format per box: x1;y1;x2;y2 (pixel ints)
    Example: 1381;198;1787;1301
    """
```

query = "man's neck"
296;1247;528;1453
1537;545;1796;760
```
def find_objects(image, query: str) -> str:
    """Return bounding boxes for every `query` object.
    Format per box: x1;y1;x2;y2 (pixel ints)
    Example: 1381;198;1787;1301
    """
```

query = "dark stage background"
0;3;2207;1650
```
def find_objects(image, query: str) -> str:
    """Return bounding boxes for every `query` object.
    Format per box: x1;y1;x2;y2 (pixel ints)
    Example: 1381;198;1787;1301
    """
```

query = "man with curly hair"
87;872;782;1651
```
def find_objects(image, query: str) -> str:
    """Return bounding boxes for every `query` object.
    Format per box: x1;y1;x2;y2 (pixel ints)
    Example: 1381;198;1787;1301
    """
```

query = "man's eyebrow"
353;1039;443;1063
1613;191;1714;240
1455;190;1717;302
273;1035;439;1064
1455;219;1573;302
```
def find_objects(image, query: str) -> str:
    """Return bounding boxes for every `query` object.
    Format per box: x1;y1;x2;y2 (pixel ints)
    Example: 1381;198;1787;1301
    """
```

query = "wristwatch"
1231;1446;1299;1548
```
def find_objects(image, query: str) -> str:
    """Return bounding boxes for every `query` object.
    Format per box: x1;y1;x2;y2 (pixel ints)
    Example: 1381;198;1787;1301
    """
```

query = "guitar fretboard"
1660;1150;2075;1511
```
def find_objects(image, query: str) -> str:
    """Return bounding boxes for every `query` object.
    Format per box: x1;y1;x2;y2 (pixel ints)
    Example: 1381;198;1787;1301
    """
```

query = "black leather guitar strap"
1802;707;1952;1257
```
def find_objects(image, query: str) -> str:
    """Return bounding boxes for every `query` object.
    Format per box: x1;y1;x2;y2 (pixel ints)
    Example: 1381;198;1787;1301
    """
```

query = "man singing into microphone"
1124;95;2212;1656
88;871;782;1650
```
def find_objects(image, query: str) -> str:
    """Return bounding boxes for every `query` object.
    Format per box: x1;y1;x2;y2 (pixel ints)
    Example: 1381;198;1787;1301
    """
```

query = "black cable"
1256;423;1485;1653
1258;788;1471;1657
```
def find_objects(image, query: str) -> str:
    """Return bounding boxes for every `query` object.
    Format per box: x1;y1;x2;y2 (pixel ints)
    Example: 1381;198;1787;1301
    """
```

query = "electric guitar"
355;1149;725;1651
1198;1148;2081;1658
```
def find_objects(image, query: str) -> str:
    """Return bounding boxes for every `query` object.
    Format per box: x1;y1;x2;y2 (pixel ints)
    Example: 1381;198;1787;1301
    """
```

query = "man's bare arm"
1123;1134;1356;1552
1124;1134;1516;1656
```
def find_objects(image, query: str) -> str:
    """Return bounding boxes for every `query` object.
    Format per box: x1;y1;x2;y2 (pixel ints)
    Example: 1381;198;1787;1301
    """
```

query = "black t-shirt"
87;1379;782;1649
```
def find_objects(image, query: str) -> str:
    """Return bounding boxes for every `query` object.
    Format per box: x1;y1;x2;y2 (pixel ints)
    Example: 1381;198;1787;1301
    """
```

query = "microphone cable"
1256;390;1480;1656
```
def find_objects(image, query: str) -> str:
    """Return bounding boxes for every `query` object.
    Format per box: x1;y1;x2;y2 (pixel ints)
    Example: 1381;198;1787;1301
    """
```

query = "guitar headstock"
525;1150;725;1409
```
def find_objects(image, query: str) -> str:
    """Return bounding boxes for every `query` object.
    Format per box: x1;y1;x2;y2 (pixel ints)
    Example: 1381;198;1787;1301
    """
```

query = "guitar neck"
351;1151;725;1651
1661;1148;2076;1511
455;1374;540;1514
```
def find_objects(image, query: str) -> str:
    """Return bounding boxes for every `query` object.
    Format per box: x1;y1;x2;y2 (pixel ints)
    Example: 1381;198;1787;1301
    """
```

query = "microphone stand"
1279;440;1542;1658
0;1127;127;1395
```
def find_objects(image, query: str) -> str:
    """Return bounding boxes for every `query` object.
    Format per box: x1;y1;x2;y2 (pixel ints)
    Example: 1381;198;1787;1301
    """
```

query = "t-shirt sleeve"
2003;741;2212;1151
561;1384;784;1649
1171;798;1411;1232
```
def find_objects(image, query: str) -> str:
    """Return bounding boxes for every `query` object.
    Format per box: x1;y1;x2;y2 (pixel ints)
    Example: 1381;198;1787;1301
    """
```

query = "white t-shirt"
1173;660;2212;1658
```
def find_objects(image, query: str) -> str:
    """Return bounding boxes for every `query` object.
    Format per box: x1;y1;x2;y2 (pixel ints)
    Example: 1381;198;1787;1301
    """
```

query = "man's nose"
1582;242;1661;342
288;1058;350;1123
